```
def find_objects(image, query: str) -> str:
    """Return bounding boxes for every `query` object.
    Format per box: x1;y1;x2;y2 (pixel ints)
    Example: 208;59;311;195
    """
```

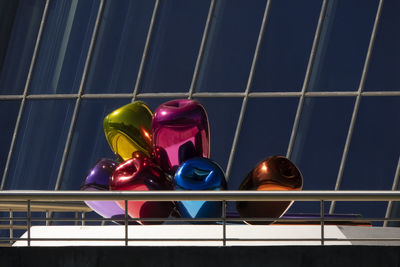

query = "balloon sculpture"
81;99;303;225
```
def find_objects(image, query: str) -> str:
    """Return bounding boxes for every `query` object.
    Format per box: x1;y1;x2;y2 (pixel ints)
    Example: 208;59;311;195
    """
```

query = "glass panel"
228;98;298;190
0;100;20;180
365;0;400;91
308;0;379;92
336;97;400;224
288;97;354;213
251;0;321;92
139;0;210;93
0;0;45;94
84;0;155;94
195;0;266;92
5;99;74;190
29;0;99;94
60;98;130;190
193;98;242;171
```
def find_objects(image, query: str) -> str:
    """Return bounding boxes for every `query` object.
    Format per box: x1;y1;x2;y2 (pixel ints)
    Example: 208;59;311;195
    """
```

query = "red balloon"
109;152;175;225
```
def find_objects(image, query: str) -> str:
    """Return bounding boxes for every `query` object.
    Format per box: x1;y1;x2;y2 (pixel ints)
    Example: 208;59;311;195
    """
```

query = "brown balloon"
236;155;303;225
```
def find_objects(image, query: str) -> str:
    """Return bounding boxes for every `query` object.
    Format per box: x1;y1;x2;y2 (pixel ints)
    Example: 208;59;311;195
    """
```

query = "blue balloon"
174;157;226;220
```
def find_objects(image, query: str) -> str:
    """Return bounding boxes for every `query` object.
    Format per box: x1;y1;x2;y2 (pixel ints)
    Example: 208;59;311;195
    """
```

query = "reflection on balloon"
103;101;153;161
174;158;226;220
109;153;175;225
236;155;303;225
152;99;210;175
80;159;127;220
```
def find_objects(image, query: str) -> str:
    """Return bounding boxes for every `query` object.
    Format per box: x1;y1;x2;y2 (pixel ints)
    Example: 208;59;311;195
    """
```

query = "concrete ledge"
1;246;400;267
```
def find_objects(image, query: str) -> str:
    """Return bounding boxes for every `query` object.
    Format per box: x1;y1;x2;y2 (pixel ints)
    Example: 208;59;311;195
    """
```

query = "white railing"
0;190;399;247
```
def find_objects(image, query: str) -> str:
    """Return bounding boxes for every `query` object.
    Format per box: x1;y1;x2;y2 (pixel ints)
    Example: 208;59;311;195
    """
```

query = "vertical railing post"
81;212;85;226
9;210;13;245
46;211;50;226
27;200;31;247
125;200;128;246
222;200;226;246
320;200;324;246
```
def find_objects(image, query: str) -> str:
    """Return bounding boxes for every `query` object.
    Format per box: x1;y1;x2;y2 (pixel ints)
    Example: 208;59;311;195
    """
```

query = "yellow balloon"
103;101;153;160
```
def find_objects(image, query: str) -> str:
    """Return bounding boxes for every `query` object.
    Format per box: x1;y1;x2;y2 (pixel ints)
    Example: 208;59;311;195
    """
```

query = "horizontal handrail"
0;190;399;201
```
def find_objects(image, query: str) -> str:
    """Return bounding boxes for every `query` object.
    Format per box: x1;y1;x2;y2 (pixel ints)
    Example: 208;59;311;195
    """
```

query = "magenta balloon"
152;99;210;175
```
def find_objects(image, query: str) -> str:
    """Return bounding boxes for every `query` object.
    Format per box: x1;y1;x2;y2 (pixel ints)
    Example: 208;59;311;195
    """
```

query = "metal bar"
46;211;50;226
286;0;328;159
0;0;51;190
2;91;400;101
2;216;393;223
384;156;400;227
54;0;105;190
330;0;384;213
82;212;85;226
188;0;216;99
9;210;13;246
27;200;31;247
1;190;400;202
321;200;324;245
222;200;226;246
225;0;272;180
0;201;90;212
125;200;128;246
132;0;160;100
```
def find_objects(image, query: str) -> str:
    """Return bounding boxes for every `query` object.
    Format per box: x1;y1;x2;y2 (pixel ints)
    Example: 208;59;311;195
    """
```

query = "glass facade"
0;0;399;226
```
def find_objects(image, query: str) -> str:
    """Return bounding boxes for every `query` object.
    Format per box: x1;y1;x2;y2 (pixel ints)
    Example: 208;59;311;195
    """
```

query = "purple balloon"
80;159;127;220
152;99;210;175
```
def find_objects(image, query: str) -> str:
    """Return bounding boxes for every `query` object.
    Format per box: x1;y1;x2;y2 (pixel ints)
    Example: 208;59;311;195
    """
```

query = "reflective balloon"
103;101;153;161
109;152;175;225
152;99;210;175
236;155;303;225
174;157;226;220
80;159;127;220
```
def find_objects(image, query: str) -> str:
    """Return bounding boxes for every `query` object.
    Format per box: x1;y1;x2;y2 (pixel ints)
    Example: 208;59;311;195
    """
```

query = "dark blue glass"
60;98;129;190
139;0;210;93
365;0;400;91
336;97;400;224
0;0;45;94
84;0;155;94
0;101;20;180
195;0;266;92
308;0;379;91
29;0;99;94
251;0;321;92
5;99;74;189
288;97;354;213
174;157;226;219
228;98;298;190
193;98;241;172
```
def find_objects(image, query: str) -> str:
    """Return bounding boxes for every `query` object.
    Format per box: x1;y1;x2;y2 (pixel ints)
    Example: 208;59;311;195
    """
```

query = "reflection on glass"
251;0;321;92
140;0;210;93
228;98;298;190
0;0;45;94
0;101;20;179
5;100;74;190
193;98;241;172
84;0;155;94
307;0;378;91
60;99;129;190
288;97;354;213
365;0;400;91
29;0;99;94
337;97;400;225
195;0;266;92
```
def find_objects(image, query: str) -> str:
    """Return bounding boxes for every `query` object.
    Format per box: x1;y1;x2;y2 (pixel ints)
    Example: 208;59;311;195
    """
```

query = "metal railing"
0;190;399;247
